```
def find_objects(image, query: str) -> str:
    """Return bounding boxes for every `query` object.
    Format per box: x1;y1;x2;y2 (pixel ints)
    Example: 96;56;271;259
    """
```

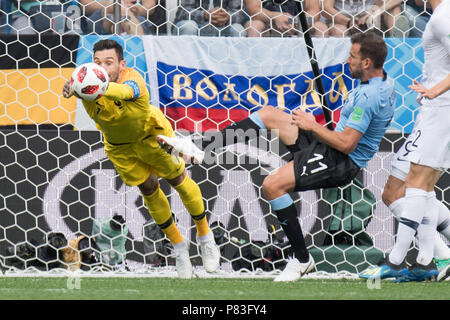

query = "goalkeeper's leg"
168;171;220;273
139;174;192;279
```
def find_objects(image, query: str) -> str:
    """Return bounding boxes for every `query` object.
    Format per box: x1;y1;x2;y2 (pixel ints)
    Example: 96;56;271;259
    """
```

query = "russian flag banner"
143;36;354;132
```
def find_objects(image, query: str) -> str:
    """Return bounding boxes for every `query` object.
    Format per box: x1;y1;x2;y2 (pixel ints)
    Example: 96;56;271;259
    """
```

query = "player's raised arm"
103;81;137;101
291;109;362;155
409;76;450;99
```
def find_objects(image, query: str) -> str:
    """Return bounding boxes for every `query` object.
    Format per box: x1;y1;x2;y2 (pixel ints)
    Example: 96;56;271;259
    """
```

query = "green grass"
0;277;448;300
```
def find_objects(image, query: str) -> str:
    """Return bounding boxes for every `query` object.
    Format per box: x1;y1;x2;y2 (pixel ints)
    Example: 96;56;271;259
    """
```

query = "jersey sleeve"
121;69;147;101
344;91;375;134
104;69;146;101
104;82;135;101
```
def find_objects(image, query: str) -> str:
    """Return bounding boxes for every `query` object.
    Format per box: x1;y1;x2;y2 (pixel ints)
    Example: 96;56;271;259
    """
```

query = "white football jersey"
420;0;450;107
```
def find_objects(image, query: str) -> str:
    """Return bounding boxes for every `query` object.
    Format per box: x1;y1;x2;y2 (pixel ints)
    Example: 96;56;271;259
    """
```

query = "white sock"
389;197;405;220
428;192;450;259
173;240;187;250
197;230;213;243
435;193;450;242
388;192;450;262
389;188;427;265
416;195;438;265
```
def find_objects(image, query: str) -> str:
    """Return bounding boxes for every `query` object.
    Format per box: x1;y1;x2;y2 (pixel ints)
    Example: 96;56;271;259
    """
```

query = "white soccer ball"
71;62;109;101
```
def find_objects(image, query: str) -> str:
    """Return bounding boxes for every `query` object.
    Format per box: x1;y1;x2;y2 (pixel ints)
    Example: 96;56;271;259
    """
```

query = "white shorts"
391;105;450;175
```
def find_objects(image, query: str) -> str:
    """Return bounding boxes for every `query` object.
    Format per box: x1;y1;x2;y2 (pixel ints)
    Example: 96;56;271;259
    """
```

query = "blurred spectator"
322;0;410;37
8;0;81;35
9;0;45;34
79;0;157;35
172;0;248;37
404;0;432;37
245;0;329;37
0;0;6;34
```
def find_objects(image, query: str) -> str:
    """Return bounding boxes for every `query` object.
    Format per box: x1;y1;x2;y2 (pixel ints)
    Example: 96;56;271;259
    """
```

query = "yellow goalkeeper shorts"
104;117;185;186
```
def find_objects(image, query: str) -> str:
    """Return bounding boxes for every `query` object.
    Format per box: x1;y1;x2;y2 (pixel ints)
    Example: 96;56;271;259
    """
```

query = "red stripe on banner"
163;107;250;132
163;107;341;132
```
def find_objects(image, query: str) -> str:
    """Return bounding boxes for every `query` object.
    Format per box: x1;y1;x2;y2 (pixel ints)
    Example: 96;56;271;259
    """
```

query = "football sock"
416;200;438;266
201;112;265;150
174;174;210;237
142;188;183;245
389;188;427;266
269;194;310;263
160;217;184;246
389;194;450;260
428;192;450;259
388;197;405;220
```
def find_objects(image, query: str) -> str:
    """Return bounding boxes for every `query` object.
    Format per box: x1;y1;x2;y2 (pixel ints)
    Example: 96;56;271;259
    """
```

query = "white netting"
0;0;448;279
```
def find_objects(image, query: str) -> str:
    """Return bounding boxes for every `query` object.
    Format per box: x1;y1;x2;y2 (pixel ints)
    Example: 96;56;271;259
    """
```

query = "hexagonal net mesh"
0;1;448;278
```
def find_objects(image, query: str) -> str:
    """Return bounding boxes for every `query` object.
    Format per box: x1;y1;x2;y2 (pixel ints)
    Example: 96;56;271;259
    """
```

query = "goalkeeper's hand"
62;79;80;99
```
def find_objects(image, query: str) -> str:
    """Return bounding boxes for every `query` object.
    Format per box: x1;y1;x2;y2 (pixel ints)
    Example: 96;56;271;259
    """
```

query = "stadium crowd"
0;0;432;37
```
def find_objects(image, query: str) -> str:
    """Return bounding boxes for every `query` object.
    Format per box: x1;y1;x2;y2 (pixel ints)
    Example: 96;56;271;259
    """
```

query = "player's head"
347;32;387;80
93;39;126;83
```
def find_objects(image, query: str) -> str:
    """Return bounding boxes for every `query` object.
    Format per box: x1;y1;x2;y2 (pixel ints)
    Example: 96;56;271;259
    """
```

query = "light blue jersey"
335;73;395;168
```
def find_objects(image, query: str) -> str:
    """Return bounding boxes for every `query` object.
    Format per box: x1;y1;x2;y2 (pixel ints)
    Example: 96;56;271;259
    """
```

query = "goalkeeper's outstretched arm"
62;80;135;101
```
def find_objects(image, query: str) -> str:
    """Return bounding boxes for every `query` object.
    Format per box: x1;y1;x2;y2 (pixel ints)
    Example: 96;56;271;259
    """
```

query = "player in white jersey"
360;0;450;282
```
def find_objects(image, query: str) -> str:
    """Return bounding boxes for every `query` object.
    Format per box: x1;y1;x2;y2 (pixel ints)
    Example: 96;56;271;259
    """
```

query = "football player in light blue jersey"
334;70;395;169
159;32;395;282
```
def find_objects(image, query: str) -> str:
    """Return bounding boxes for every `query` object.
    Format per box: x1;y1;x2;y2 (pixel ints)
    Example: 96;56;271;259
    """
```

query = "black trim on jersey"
360;70;387;84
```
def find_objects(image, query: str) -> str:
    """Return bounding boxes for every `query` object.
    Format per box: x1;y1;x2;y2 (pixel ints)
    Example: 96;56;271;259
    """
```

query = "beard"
349;67;362;80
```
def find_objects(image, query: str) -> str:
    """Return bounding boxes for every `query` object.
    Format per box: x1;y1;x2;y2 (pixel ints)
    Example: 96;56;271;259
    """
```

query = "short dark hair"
93;39;124;62
350;32;387;69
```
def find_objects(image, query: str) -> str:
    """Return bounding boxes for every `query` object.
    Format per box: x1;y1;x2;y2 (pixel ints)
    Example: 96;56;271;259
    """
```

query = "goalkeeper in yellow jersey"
62;39;220;278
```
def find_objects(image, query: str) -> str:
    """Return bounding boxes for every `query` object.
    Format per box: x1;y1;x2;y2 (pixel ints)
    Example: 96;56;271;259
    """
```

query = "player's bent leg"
139;174;193;278
168;172;208;235
405;162;442;192
256;106;299;146
383;173;450;270
263;162;315;282
389;188;428;265
168;172;220;273
382;175;406;209
139;175;183;245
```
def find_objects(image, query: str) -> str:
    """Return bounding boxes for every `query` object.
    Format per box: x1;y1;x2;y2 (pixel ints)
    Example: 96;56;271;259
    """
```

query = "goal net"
0;1;448;278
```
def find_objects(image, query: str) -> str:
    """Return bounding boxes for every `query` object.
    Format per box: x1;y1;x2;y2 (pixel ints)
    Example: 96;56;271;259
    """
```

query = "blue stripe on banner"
156;61;352;116
269;194;294;211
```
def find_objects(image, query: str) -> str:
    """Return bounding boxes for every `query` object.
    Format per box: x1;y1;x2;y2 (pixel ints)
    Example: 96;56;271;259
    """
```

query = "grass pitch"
0;277;447;300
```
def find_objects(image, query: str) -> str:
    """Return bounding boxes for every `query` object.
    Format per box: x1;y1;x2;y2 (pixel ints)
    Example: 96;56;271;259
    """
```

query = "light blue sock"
249;112;266;130
268;194;294;211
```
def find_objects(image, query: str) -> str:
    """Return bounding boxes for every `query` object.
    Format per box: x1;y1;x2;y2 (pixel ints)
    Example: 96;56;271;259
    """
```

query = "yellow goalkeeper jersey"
82;67;162;144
